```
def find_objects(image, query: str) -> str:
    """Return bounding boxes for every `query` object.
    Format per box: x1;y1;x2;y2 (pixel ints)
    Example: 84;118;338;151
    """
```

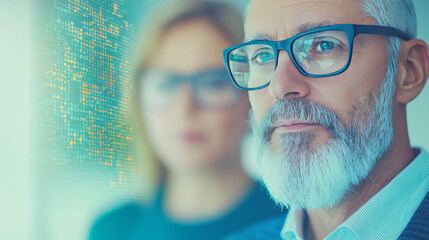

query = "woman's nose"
170;83;199;117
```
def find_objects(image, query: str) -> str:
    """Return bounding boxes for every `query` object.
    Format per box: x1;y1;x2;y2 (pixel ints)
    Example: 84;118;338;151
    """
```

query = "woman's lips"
180;131;205;142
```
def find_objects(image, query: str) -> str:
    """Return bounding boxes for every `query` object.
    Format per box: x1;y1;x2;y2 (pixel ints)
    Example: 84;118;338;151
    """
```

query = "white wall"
0;1;34;240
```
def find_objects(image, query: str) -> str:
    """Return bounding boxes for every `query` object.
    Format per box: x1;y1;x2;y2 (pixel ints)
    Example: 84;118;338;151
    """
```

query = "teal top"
281;148;429;240
90;182;283;240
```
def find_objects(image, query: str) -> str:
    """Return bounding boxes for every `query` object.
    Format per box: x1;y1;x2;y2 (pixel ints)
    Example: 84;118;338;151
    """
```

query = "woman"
90;1;282;239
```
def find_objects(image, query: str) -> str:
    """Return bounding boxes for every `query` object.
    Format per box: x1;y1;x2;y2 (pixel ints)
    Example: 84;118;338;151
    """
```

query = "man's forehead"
245;0;370;41
247;0;363;14
245;21;334;42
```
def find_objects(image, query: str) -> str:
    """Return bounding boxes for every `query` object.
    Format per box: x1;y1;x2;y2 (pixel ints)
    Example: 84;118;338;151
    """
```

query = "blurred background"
0;0;428;240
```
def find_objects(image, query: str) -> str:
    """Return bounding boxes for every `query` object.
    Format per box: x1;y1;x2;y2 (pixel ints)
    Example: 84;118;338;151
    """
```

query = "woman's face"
141;19;250;173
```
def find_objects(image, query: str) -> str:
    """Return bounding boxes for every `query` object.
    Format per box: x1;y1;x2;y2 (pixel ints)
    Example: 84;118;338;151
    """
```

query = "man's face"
247;0;395;208
247;0;388;148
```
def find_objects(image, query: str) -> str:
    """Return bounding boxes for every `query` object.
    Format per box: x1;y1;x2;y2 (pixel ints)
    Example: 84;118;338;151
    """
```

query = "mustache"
252;98;346;142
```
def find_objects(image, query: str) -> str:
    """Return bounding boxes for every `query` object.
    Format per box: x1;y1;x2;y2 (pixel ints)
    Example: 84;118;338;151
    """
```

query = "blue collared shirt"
281;148;429;240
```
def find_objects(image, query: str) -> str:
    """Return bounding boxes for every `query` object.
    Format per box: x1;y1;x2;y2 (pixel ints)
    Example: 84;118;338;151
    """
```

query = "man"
223;0;429;239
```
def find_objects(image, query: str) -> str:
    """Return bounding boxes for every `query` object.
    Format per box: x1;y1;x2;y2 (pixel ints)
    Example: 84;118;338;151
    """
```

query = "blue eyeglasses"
138;68;242;112
223;24;412;90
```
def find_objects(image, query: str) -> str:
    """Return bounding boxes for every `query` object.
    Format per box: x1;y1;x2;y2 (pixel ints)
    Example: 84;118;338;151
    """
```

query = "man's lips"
272;120;319;133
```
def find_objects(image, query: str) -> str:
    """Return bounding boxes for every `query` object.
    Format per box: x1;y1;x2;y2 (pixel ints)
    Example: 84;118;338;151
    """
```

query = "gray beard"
250;73;395;209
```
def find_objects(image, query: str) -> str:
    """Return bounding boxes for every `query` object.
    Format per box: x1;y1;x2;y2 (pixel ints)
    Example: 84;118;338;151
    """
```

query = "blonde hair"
130;0;244;201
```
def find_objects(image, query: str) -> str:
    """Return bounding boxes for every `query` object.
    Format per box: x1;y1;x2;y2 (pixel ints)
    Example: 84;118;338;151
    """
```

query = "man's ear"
395;39;429;104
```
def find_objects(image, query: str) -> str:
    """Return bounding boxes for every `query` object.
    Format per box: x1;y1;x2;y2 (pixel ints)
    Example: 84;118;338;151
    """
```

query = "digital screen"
32;1;144;239
34;0;141;190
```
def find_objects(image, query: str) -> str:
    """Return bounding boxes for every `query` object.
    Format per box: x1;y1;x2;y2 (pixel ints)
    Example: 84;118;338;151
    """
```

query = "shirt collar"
280;208;306;240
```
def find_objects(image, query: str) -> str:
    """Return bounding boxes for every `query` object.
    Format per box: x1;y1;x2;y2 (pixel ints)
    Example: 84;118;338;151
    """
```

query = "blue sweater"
89;182;283;240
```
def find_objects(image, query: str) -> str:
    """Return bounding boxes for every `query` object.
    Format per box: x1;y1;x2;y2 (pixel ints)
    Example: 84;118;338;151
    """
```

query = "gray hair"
362;0;416;93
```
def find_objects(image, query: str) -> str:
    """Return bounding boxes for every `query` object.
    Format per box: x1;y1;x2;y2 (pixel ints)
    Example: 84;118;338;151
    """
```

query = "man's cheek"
251;106;265;124
249;94;268;123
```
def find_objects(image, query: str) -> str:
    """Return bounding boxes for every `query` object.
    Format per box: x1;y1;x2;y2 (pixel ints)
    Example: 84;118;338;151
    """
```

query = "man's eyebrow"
245;21;334;43
244;33;271;43
295;21;333;35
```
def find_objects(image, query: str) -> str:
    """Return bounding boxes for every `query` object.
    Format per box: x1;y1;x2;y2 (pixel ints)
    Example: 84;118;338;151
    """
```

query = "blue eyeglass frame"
223;24;412;91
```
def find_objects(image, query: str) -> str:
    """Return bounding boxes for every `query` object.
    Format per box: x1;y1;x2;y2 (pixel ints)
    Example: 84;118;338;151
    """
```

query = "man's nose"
268;51;311;100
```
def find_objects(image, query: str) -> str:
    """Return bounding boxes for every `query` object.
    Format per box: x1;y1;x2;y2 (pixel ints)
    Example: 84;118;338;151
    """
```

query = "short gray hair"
362;0;416;90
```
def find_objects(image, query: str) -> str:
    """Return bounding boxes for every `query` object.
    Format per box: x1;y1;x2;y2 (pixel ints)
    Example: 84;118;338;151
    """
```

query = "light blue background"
407;0;429;151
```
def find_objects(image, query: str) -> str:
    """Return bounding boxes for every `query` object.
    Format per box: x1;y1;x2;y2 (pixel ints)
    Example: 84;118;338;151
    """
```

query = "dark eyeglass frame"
137;67;242;111
223;24;412;91
140;68;232;85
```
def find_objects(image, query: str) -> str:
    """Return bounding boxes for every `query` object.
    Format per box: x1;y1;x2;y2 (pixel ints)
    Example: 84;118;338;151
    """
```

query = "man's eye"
251;51;274;65
317;41;336;51
311;37;343;54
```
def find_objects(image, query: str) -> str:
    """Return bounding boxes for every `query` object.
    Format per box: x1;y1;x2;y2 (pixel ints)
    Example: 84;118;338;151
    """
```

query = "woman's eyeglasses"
139;68;243;112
